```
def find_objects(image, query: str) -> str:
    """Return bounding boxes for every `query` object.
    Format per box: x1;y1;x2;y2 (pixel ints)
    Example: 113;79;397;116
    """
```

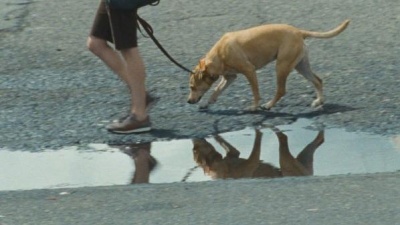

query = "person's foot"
113;92;159;123
106;114;151;134
111;143;158;171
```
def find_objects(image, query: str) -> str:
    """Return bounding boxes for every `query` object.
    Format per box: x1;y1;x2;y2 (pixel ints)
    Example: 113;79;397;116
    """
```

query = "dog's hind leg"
263;42;305;110
263;61;294;110
295;46;324;108
275;130;310;176
295;130;324;175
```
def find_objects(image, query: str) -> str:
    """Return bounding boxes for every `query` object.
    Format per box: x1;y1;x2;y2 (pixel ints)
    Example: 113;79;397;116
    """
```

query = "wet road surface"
1;119;399;191
1;0;400;224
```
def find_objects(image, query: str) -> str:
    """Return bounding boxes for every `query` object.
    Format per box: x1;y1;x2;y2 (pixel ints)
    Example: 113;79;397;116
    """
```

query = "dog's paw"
255;128;263;136
245;105;260;112
198;104;209;112
311;99;324;108
259;105;271;111
262;101;275;111
270;126;282;134
313;105;324;111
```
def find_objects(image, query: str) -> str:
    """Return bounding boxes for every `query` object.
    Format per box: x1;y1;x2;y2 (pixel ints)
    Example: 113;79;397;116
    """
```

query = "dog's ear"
199;58;212;72
198;59;206;72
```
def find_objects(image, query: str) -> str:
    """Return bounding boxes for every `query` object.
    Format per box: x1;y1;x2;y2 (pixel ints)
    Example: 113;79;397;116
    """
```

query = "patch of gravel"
0;0;399;151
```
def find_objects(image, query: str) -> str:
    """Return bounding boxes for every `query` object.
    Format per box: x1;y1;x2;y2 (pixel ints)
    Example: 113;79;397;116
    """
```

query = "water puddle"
1;119;399;191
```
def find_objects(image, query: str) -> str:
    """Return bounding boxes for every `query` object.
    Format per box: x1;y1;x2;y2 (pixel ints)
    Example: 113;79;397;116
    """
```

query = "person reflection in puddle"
192;128;324;179
114;143;158;184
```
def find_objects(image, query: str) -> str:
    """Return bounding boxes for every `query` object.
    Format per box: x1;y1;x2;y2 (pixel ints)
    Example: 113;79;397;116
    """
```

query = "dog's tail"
301;20;350;39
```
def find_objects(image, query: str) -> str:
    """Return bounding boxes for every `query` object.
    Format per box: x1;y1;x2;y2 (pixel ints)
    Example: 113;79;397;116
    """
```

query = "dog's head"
192;138;223;174
187;58;219;104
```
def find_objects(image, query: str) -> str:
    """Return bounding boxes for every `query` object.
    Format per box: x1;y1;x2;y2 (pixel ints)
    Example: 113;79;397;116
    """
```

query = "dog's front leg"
209;74;237;104
243;70;261;111
214;134;240;158
199;74;237;110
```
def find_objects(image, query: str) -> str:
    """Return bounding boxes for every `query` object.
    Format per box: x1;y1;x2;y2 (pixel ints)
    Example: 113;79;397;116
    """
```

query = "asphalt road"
0;0;399;150
0;0;399;224
1;173;400;225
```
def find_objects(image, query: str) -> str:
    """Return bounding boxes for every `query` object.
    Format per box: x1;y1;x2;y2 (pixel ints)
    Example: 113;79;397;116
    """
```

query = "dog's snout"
187;96;202;104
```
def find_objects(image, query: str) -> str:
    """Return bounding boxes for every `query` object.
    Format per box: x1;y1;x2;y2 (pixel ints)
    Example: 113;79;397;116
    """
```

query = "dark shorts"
90;1;138;50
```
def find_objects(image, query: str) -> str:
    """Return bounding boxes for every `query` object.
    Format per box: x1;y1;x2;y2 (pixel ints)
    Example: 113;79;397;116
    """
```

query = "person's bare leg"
87;36;131;88
131;149;151;184
120;47;147;121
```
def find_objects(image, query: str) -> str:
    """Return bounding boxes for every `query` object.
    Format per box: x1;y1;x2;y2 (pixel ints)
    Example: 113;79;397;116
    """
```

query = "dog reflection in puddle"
192;128;324;179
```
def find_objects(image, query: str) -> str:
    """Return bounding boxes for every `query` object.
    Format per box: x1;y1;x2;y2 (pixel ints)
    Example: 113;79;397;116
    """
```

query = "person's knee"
120;47;139;57
120;47;142;63
87;36;106;55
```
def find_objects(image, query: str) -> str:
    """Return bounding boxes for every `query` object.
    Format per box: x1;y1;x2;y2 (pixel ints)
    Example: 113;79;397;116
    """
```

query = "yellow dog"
188;20;350;111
